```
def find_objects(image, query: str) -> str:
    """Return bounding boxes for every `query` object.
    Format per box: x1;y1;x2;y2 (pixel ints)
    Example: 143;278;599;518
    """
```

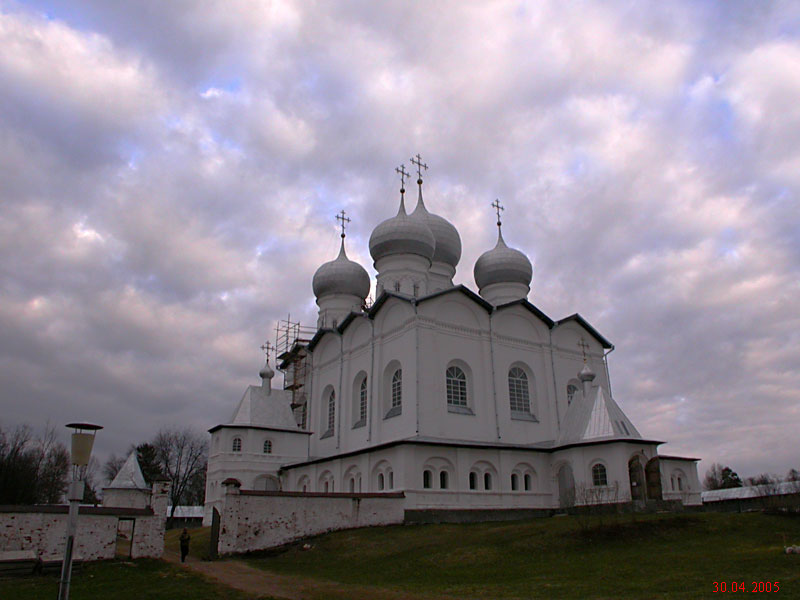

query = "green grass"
245;512;800;599
0;559;254;600
165;526;213;559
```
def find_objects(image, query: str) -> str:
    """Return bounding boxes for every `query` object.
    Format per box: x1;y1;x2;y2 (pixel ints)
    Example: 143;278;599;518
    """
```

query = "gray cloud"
1;1;799;479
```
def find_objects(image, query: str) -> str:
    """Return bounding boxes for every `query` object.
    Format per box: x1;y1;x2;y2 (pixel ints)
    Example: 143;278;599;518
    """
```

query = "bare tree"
102;452;126;486
152;427;208;521
0;423;69;504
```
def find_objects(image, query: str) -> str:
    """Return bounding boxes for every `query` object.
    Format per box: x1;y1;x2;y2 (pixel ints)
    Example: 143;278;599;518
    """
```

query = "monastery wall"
0;481;169;562
216;487;405;555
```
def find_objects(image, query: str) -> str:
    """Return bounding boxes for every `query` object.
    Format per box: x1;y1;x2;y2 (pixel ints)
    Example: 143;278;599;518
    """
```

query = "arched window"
524;473;531;491
592;464;608;487
349;478;355;492
378;473;385;490
446;366;467;407
388;471;394;489
232;437;242;452
359;377;368;422
394;281;401;292
327;390;336;432
263;439;272;454
484;472;492;490
324;481;329;493
391;369;402;409
469;472;477;490
508;367;531;413
423;470;432;489
567;384;579;405
439;471;449;489
511;473;519;491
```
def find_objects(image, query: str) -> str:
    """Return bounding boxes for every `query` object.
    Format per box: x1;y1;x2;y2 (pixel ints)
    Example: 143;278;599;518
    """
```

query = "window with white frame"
232;437;242;452
323;390;335;436
592;464;608;487
446;366;467;407
508;367;531;413
359;377;368;422
263;439;272;454
391;369;402;409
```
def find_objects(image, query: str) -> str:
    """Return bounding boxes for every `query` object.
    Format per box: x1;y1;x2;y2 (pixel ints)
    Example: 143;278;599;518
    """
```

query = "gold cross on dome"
395;164;409;190
410;153;428;180
577;338;590;362
491;199;504;226
335;209;351;237
260;341;274;361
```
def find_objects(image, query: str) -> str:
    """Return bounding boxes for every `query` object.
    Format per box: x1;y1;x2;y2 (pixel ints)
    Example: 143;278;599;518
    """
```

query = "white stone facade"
204;174;700;526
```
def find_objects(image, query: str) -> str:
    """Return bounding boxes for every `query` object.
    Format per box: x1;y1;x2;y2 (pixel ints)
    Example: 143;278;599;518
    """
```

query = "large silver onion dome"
369;197;435;263
312;239;370;299
473;231;532;289
411;191;461;267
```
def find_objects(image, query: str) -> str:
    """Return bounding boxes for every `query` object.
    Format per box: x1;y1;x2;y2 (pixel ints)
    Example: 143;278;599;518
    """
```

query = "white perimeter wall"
217;488;405;554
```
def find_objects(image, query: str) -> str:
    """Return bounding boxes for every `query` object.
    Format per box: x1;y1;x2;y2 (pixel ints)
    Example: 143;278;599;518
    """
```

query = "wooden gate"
208;508;220;560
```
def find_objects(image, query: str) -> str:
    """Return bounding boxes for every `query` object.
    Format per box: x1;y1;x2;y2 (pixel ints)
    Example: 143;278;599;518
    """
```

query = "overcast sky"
2;1;798;481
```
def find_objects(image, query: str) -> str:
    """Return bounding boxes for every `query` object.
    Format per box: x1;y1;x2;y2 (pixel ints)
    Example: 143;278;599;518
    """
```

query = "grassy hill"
244;511;800;599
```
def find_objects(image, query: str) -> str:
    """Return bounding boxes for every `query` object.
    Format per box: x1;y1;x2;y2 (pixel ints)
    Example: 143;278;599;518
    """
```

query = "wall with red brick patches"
0;481;170;562
217;487;405;555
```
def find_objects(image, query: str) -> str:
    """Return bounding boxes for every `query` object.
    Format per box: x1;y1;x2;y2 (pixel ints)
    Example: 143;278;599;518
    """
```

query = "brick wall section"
217;486;405;555
0;481;171;562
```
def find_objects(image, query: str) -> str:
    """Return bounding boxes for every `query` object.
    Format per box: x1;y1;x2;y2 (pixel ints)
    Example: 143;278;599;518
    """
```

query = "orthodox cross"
260;341;274;362
491;199;504;228
577;338;590;362
410;153;428;181
335;209;350;238
395;164;409;191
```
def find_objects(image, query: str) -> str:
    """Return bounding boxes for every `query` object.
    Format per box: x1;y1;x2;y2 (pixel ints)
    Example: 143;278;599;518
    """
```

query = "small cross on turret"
395;164;409;193
577;338;590;363
491;199;505;230
260;341;274;362
335;209;351;239
410;153;428;183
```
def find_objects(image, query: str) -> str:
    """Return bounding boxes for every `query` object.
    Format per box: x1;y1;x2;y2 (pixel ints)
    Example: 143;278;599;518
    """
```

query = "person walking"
179;528;191;563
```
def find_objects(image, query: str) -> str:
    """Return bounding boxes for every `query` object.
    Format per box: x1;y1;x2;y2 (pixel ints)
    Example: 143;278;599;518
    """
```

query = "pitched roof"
415;285;493;312
227;385;298;430
495;298;555;327
557;386;640;445
554;313;613;349
108;451;147;490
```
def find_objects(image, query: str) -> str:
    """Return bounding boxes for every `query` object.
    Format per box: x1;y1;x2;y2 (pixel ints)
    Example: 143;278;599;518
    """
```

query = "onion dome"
578;363;596;383
369;194;435;263
259;359;274;381
411;188;461;267
312;239;370;299
473;231;532;289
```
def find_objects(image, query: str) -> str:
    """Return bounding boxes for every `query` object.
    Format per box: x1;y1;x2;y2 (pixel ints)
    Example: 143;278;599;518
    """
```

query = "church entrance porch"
645;457;663;501
628;456;646;504
557;464;575;509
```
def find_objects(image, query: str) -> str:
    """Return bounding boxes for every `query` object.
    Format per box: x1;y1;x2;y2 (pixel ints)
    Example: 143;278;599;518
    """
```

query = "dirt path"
163;548;463;600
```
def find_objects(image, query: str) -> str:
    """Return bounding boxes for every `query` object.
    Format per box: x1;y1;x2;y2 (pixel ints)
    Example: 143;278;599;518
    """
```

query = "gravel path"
163;547;463;600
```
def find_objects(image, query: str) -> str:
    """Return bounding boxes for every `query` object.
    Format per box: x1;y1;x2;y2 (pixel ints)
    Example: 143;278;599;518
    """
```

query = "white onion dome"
411;189;461;267
259;359;274;381
312;238;370;299
369;195;435;263
578;363;596;382
473;231;533;289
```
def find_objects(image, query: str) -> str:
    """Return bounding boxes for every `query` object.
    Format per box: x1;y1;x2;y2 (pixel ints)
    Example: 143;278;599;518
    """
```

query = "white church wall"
660;457;702;505
216;488;405;555
204;427;309;524
492;338;556;444
415;301;499;443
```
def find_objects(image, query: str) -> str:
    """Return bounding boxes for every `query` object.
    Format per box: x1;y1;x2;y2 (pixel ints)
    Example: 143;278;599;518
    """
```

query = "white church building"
204;159;700;524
